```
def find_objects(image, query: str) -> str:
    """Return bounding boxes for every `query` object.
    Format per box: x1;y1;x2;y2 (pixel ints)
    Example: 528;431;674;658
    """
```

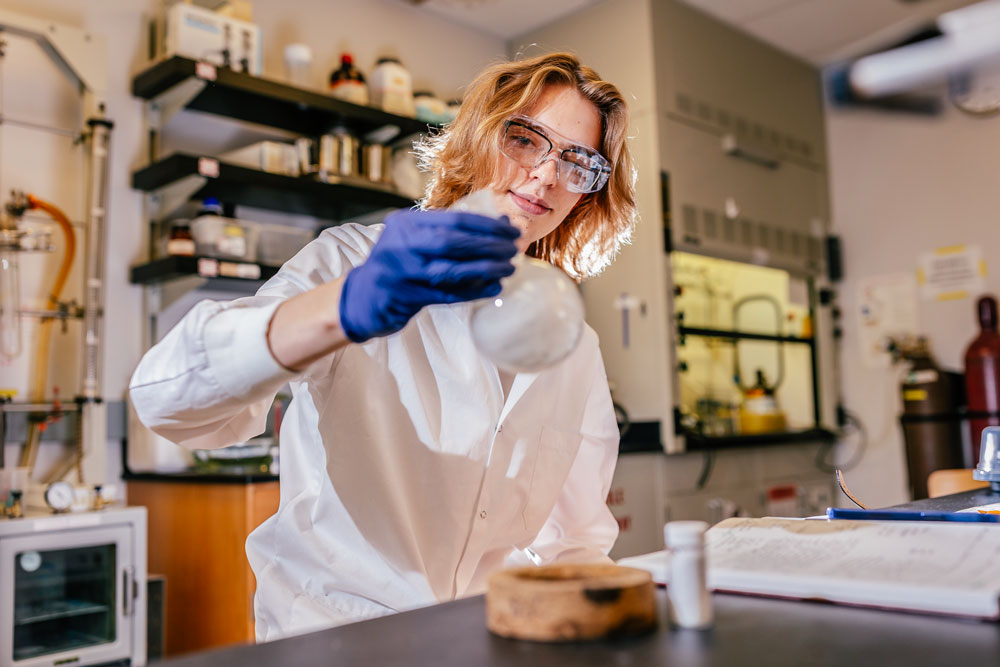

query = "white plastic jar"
665;520;713;629
370;57;415;117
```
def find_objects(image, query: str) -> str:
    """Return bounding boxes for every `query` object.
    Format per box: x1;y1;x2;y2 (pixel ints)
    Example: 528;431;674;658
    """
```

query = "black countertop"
158;588;1000;667
890;487;1000;512
157;489;1000;666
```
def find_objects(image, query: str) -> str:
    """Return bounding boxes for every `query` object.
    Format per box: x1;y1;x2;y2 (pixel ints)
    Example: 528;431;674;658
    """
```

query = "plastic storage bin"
257;223;315;266
191;215;259;261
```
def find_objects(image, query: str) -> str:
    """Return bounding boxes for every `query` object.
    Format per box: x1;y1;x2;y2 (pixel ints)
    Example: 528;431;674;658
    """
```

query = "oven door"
1;523;136;667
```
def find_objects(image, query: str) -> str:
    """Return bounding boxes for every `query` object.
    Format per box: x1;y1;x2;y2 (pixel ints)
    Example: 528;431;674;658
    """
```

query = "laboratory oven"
0;506;146;667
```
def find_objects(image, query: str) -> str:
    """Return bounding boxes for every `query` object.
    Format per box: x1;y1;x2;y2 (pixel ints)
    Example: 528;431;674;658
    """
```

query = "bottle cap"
664;520;709;548
376;56;401;65
341;53;354;65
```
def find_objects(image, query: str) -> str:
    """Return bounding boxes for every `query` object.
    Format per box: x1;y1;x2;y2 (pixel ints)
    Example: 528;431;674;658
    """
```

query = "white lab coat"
130;222;620;641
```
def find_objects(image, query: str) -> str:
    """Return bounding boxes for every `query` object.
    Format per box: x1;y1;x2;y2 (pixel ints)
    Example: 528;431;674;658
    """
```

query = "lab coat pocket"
521;425;582;537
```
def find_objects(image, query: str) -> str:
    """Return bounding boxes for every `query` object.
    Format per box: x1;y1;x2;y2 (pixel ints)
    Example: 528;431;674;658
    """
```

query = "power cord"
696;449;716;489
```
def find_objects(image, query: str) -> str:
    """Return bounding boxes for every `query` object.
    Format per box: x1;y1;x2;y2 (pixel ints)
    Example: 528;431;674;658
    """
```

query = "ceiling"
408;0;982;65
409;0;606;41
678;0;980;65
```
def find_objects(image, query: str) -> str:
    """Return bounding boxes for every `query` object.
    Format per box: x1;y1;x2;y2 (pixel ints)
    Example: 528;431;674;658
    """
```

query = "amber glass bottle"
964;295;1000;466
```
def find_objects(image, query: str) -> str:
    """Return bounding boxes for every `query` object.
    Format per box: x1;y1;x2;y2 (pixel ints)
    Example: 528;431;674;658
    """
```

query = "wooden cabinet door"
127;480;279;656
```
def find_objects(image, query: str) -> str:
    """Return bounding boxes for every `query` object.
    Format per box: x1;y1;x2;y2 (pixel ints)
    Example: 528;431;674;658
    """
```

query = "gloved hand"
340;208;520;342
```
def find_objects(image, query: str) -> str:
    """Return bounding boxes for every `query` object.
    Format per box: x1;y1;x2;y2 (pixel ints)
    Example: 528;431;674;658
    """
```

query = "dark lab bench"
156;489;1000;666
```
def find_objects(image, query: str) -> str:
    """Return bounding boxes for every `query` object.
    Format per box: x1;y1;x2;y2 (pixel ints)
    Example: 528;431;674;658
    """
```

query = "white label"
167;238;196;256
219;262;260;279
216;235;247;258
906;369;939;385
195;61;217;81
918;244;986;302
198;157;220;178
197;257;219;277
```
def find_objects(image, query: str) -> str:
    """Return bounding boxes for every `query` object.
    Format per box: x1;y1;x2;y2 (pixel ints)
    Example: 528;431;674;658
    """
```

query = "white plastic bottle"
370;57;415;117
665;520;713;629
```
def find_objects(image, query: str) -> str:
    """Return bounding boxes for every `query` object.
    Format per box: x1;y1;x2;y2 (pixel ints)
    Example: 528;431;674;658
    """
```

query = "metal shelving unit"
133;55;432;139
129;255;279;287
130;55;431;290
676;325;813;345
132;152;412;223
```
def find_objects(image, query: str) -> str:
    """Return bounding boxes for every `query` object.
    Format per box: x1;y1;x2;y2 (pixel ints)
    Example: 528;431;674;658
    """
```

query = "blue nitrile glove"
339;208;520;342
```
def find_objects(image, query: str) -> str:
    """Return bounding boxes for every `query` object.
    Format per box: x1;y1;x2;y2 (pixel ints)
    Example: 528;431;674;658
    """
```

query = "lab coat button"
479;510;487;519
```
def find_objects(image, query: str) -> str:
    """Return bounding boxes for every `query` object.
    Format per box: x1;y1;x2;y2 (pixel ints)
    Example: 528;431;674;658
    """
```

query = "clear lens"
558;161;593;193
501;119;610;194
503;124;550;162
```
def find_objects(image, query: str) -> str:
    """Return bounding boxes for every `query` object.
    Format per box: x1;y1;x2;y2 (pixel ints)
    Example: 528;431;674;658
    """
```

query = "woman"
130;51;636;640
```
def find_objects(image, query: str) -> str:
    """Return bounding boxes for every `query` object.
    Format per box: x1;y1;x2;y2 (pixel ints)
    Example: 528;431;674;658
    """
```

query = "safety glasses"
500;114;611;194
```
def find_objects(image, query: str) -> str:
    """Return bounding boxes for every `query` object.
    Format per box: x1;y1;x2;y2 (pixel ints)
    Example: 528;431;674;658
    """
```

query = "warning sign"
917;245;986;301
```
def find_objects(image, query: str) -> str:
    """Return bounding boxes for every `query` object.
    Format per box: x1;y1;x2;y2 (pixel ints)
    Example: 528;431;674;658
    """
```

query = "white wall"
826;101;1000;507
0;0;506;479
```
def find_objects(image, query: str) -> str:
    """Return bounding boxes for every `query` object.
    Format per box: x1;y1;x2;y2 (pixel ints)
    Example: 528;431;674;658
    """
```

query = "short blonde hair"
416;52;636;280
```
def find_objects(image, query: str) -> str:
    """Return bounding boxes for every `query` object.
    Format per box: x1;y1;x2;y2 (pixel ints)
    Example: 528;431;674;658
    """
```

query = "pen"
826;507;1000;523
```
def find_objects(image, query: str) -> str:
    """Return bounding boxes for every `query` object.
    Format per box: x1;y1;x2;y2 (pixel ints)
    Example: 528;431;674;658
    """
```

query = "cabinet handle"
123;565;136;617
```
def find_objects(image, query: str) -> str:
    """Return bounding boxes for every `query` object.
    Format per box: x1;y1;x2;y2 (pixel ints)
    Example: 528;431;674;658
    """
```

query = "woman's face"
490;84;602;252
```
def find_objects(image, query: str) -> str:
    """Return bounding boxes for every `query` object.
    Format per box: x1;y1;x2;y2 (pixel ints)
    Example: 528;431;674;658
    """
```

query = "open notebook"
618;516;1000;620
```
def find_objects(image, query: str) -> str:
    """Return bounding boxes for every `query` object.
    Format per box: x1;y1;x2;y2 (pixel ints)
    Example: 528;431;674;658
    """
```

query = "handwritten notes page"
706;518;1000;619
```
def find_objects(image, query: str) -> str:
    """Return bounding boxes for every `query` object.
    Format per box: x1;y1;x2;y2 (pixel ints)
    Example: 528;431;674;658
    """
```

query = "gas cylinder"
899;338;965;499
964;295;1000;467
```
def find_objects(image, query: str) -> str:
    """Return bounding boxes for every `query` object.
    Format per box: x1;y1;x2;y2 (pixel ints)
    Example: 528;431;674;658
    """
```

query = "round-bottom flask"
452;190;585;372
470;254;583;372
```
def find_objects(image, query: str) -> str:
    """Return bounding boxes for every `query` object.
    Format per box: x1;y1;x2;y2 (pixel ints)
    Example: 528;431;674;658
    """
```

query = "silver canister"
295;137;315;176
362;144;392;184
318;134;338;178
333;130;359;177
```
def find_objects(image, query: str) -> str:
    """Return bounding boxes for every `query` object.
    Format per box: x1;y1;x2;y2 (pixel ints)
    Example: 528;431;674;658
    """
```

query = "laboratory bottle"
665;520;713;629
329;53;369;106
453;190;584;372
413;91;447;123
370;57;415;117
167;222;195;257
284;43;313;88
194;198;248;260
965;295;1000;466
0;243;21;360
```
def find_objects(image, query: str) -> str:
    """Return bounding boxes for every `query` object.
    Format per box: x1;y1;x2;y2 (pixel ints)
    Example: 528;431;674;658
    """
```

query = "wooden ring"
486;563;657;641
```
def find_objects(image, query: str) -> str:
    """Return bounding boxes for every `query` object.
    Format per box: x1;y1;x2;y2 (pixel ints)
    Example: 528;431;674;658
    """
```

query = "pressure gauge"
44;481;74;513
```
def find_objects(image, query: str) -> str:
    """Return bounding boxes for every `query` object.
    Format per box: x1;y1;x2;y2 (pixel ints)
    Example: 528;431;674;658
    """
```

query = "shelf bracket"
146;76;207;132
146;174;207;221
143;275;209;345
